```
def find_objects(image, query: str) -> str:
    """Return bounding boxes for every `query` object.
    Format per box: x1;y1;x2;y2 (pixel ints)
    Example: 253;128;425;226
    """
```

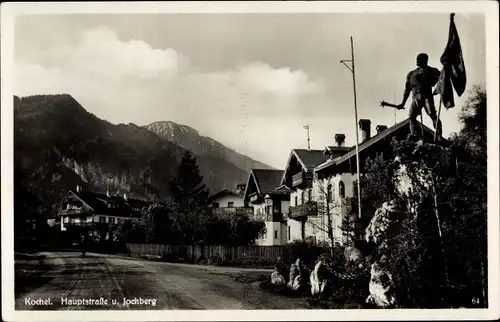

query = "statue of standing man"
396;53;443;141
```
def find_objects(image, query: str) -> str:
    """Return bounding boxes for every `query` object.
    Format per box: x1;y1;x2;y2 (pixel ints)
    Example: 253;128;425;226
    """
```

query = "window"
308;189;312;202
213;203;219;208
99;216;106;223
266;205;272;215
274;230;278;239
228;202;234;208
339;181;345;198
294;196;298;206
288;226;291;240
301;191;305;204
327;184;332;202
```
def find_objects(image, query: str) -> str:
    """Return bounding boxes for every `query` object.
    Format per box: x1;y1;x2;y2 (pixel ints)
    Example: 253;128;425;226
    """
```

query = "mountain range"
13;94;273;214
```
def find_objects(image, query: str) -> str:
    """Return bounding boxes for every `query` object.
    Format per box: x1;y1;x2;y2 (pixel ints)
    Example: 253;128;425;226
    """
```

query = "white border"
1;1;499;321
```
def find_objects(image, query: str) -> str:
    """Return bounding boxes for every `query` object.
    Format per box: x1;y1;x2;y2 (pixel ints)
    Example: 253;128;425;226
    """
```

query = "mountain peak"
145;121;200;137
15;94;88;117
145;121;274;173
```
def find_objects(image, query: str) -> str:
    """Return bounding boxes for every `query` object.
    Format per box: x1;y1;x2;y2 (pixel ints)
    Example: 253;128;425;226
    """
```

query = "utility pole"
303;124;310;150
340;36;362;219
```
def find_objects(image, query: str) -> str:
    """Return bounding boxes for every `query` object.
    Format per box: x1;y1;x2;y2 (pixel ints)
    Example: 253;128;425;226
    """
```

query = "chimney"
334;133;346;147
76;185;81;193
359;119;371;142
123;193;128;201
376;125;388;134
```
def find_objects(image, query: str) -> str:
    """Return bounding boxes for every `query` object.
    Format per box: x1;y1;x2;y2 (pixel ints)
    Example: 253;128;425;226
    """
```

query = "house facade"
207;183;253;217
280;148;343;244
310;118;436;245
243;169;290;246
56;185;147;238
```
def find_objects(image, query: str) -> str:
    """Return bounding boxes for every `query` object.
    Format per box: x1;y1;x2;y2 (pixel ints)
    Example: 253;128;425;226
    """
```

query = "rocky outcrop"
271;271;287;286
310;259;331;297
366;261;397;308
287;258;307;291
364;200;402;246
271;257;287;286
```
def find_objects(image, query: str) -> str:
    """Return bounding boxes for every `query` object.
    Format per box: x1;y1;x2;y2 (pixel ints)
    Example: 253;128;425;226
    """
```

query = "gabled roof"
293;149;328;170
253;169;284;193
281;149;329;185
207;189;243;202
315;118;435;172
59;190;147;217
244;169;284;199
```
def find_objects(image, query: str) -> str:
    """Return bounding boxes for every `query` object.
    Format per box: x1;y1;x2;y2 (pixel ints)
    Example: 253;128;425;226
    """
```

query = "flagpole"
341;36;362;219
434;12;455;142
434;92;443;143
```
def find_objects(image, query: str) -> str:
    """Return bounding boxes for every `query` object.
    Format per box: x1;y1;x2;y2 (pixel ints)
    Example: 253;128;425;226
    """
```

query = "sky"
13;13;486;169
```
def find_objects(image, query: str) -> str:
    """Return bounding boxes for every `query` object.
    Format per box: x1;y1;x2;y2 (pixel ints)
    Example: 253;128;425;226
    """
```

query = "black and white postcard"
1;1;499;321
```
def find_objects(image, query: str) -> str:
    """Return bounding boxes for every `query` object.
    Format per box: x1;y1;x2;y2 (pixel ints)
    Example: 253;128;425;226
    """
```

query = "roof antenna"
303;124;310;150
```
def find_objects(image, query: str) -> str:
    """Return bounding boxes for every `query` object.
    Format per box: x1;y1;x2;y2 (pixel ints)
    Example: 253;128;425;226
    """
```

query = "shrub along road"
15;252;309;310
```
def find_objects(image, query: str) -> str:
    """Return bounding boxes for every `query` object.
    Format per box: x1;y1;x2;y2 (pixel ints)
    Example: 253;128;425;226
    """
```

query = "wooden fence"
125;243;291;263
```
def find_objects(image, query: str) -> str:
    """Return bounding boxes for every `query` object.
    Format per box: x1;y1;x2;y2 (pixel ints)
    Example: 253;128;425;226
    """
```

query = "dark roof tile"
252;169;284;193
293;149;329;170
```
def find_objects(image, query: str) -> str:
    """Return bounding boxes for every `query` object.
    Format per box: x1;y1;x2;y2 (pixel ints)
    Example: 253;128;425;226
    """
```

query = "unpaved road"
15;252;309;310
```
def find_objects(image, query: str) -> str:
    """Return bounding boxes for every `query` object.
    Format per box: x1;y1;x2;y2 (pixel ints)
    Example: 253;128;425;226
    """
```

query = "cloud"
235;62;323;99
14;26;325;167
41;26;187;80
15;25;324;116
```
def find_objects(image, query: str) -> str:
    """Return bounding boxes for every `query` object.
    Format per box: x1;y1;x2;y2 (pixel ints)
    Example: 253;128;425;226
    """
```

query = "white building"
243;169;290;246
56;185;147;237
280;148;348;243
311;118;436;245
207;183;253;217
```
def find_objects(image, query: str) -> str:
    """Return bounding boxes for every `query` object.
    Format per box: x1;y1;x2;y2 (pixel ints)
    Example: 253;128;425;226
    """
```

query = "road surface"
15;252;308;310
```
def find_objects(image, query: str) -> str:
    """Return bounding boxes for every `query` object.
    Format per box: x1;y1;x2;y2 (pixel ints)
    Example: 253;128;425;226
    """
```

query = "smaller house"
207;183;252;217
56;185;147;237
281;148;348;243
243;169;290;246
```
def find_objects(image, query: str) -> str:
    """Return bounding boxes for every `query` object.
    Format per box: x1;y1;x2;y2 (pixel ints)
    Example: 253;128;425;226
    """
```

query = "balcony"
212;207;253;216
59;208;88;216
289;201;318;219
292;172;313;188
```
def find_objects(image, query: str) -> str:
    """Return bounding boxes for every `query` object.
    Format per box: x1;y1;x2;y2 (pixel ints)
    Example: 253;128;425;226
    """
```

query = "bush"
280;239;329;267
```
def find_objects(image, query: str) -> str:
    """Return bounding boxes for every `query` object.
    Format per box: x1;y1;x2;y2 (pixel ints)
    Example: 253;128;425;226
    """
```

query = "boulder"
310;259;331;297
271;256;288;286
287;258;306;291
271;271;286;286
366;262;397;308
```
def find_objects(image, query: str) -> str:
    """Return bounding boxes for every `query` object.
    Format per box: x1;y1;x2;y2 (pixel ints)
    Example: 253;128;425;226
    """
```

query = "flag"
303;125;309;130
433;13;467;109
